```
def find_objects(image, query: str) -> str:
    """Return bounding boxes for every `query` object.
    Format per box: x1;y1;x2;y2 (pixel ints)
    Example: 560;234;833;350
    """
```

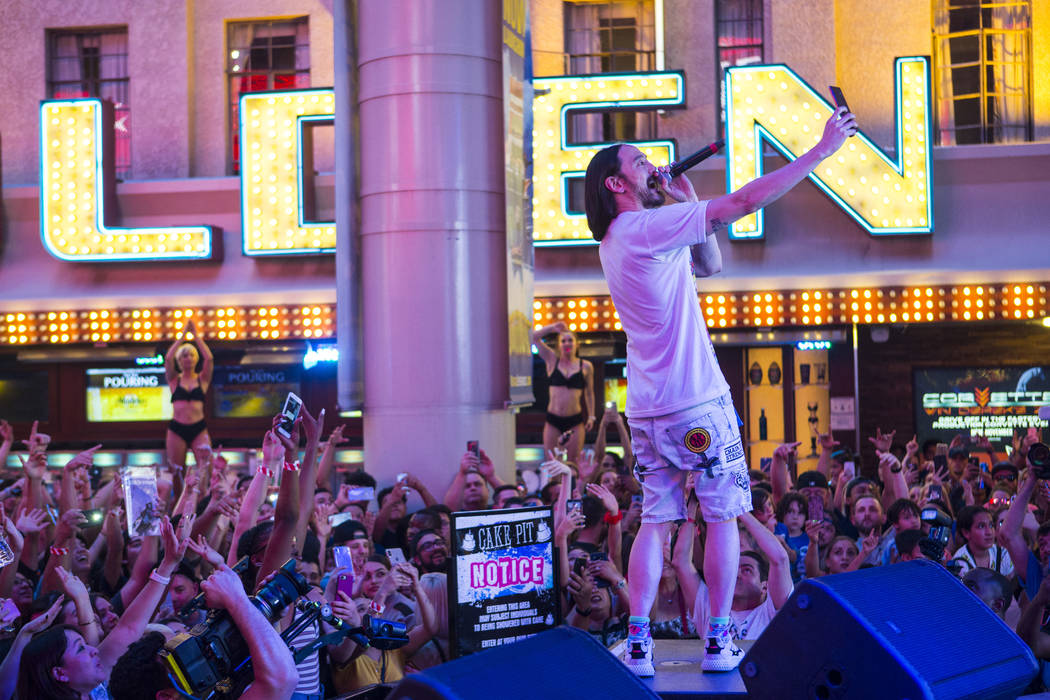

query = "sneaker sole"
701;657;743;673
625;661;655;677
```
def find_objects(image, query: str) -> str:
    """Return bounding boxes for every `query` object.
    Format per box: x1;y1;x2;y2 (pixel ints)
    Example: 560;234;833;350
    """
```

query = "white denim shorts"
629;393;752;524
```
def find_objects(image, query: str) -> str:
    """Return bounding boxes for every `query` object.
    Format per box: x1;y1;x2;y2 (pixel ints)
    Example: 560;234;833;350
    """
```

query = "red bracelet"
603;511;624;524
258;466;273;478
50;546;69;556
283;460;300;472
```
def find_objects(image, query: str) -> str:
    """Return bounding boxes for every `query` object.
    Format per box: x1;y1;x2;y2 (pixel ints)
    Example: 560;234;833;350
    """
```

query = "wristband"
149;570;171;586
283;460;301;472
49;546;69;556
576;607;592;616
78;616;100;627
258;466;273;479
603;511;623;524
614;579;627;590
368;600;385;617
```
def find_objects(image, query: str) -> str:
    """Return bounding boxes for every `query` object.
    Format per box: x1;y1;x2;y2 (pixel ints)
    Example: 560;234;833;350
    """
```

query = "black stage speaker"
386;626;659;700
741;559;1037;699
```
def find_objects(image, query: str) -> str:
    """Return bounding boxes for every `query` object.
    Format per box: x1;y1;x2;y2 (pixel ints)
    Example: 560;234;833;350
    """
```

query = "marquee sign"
35;58;935;261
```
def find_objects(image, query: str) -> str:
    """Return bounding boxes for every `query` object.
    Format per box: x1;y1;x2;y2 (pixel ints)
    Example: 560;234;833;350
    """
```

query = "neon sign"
531;72;685;245
239;89;336;255
725;57;933;239
39;99;215;261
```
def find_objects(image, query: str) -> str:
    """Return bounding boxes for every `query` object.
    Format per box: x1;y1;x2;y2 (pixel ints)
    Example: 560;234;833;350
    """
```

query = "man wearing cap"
991;461;1019;485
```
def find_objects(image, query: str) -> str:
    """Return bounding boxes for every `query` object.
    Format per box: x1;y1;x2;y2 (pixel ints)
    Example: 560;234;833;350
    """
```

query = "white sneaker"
623;636;655;677
701;634;743;672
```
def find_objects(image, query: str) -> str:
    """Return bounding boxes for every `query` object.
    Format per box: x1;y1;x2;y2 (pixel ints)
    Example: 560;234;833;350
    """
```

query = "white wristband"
149;570;171;586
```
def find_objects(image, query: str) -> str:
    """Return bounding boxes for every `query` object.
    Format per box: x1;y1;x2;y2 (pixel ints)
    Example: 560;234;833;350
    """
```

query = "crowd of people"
0;394;1046;698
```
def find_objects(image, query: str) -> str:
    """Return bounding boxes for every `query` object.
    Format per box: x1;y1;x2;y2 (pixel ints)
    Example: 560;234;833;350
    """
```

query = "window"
227;18;310;173
563;1;656;143
933;0;1032;145
47;28;130;179
716;0;764;132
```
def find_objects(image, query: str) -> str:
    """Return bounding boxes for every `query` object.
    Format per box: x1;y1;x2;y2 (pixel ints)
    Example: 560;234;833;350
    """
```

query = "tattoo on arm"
709;218;727;232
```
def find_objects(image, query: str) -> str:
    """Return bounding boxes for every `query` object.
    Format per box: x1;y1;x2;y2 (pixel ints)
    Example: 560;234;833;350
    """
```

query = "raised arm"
165;324;189;384
739;512;793;609
292;407;325;552
531;322;566;366
443;453;476;510
583;361;596;433
256;415;302;588
229;460;270;568
0;421;12;472
188;319;214;387
315;424;348;490
203;563;298;700
671;503;702;612
814;428;840;479
704;108;856;235
99;517;189;672
770;442;799;507
999;468;1036;584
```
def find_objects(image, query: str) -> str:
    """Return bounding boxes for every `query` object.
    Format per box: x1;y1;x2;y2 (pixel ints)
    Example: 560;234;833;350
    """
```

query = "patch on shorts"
723;440;744;463
683;428;712;454
732;468;750;491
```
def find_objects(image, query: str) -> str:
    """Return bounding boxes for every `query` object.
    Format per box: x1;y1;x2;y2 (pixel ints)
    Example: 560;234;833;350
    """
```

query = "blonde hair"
419;573;449;637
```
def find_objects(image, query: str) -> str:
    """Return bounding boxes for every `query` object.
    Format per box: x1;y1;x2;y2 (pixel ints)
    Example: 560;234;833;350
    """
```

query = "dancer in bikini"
165;319;213;469
533;322;595;464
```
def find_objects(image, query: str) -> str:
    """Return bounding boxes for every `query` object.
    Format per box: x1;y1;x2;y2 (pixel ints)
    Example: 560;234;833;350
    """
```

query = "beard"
639;174;666;208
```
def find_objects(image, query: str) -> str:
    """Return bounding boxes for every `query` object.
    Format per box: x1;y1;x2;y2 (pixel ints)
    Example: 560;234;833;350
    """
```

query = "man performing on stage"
583;106;857;675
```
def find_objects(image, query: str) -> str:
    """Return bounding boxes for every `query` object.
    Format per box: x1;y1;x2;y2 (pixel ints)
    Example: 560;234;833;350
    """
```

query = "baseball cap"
948;446;969;459
991;461;1018;480
796;471;829;490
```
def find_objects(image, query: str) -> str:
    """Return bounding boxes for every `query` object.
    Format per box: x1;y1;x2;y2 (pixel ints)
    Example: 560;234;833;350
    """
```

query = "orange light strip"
2;304;335;345
533;284;1048;332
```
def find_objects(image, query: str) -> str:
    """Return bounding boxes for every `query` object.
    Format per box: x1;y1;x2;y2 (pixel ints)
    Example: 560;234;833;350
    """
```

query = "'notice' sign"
448;506;560;658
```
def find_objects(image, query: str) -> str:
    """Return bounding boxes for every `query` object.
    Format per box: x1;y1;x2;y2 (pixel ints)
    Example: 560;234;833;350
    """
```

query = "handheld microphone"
668;140;725;178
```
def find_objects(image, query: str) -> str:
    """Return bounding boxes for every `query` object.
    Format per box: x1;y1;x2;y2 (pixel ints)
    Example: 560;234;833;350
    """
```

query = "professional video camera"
162;559;410;699
919;507;953;563
1029;441;1050;479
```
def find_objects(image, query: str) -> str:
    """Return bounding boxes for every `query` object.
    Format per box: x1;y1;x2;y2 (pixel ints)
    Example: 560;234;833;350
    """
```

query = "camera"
162;559;309;696
919;507;953;563
1028;442;1050;479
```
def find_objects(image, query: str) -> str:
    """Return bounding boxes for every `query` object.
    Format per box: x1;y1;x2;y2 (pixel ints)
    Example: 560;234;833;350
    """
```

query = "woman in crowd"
165;318;213;469
532;322;595;464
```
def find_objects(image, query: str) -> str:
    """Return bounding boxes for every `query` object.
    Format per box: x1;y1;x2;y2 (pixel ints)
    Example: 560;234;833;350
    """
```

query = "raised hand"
312;502;335;540
187;534;225;569
18;451;48;481
477;450;496;480
55;509;87;544
200;564;248;611
261;429;283;467
326;424;348;449
301;405;325;446
773;441;801;464
56;564;90;602
459;451;480;474
566;570;593;611
868;427;896;453
814;426;839;452
585;482;619;515
22;420;51;456
555;509;585;541
15;506;47;535
0;419;12;444
815;106;858;159
159;516;191;574
330;590;360;626
859;530;879;556
21;595;64;635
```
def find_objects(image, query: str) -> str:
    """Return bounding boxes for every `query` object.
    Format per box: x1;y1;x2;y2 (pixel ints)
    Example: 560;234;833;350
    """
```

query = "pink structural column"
357;0;515;492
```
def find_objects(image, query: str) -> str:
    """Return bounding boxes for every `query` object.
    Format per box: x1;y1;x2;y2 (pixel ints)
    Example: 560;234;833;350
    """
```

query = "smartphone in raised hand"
276;392;303;439
829;85;850;113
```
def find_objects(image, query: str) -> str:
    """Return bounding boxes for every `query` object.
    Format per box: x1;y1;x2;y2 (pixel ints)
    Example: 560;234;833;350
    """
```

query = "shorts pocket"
664;410;736;473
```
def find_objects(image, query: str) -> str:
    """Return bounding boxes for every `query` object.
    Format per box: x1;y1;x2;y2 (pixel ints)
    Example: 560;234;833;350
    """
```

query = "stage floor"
609;639;751;699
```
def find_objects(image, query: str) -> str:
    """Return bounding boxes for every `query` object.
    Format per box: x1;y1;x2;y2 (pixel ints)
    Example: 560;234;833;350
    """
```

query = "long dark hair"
584;145;623;241
16;625;81;700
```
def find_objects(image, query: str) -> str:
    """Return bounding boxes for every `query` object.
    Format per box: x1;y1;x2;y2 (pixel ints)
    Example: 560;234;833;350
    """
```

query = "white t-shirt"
951;543;1015;578
691;579;777;641
599;202;729;418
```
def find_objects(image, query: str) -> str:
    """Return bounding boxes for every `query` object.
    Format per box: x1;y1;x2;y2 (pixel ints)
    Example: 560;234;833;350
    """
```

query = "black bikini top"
549;359;585;390
171;384;206;403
